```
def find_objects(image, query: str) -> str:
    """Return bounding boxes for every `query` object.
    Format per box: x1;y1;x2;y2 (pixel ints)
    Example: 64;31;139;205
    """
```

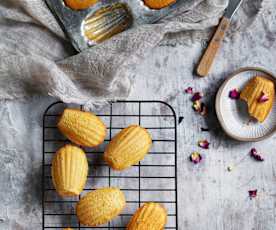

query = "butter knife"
196;0;243;77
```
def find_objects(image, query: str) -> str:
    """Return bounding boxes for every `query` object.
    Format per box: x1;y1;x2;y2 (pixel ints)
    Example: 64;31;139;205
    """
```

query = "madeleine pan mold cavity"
82;3;133;45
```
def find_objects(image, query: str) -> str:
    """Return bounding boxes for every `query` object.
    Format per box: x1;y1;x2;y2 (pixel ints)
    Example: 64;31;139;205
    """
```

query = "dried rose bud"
185;87;193;94
229;89;240;99
200;103;208;116
258;92;269;103
227;165;234;172
248;189;257;199
193;101;208;116
198;140;209;149
190;152;202;164
192;100;201;112
192;92;203;102
250;148;264;161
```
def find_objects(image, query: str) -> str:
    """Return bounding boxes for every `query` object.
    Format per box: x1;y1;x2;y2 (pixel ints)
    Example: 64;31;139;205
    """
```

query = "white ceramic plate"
216;67;276;142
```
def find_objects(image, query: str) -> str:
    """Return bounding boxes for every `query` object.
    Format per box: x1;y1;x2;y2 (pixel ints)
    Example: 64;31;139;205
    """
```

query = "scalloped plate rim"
215;67;276;142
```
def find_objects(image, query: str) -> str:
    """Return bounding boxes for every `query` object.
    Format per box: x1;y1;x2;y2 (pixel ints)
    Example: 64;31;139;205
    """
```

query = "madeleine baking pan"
45;0;184;51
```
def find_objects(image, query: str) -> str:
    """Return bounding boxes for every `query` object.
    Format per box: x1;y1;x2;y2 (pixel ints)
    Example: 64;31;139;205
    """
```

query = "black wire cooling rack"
42;100;178;229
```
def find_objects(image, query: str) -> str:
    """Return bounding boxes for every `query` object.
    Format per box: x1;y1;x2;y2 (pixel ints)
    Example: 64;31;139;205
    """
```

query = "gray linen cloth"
0;0;272;229
0;0;228;107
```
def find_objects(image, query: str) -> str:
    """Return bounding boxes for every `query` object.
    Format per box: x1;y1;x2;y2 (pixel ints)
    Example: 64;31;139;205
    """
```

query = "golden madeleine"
64;0;98;10
63;228;73;230
143;0;176;9
104;125;152;170
240;76;275;122
58;108;106;147
51;144;88;197
76;187;126;226
127;202;167;230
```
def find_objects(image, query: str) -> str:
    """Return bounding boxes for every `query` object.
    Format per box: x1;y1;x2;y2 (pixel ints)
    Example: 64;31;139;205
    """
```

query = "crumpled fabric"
0;0;273;229
0;0;229;108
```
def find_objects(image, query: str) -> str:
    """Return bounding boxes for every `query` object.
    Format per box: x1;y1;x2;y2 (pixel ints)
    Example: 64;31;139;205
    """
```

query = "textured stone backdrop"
0;0;276;229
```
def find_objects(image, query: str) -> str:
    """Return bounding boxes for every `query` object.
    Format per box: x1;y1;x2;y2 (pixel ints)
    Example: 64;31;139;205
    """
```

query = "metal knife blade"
224;0;243;20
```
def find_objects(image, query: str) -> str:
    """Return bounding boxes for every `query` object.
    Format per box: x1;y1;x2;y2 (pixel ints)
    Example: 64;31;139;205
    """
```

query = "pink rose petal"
258;92;269;103
185;87;193;94
229;89;240;99
190;152;202;164
192;92;203;102
198;140;210;149
250;148;264;161
248;189;257;199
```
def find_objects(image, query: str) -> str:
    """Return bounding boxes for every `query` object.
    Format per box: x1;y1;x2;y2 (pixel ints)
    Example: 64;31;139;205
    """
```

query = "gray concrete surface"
1;0;276;229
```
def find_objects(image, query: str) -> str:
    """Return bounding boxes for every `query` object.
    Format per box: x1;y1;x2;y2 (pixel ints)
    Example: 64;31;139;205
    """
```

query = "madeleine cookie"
58;108;106;147
64;0;98;10
76;187;126;226
240;76;275;122
51;145;88;197
104;125;152;170
143;0;176;9
63;228;73;230
127;203;167;229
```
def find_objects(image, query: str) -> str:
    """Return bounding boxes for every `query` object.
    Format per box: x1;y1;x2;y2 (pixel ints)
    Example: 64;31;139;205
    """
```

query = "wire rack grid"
42;100;178;229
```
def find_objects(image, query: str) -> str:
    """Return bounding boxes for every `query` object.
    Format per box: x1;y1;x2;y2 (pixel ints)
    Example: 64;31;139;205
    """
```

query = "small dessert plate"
216;67;276;142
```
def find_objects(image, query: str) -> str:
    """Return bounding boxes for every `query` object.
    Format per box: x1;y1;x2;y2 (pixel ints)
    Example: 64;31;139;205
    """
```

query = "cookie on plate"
240;76;275;122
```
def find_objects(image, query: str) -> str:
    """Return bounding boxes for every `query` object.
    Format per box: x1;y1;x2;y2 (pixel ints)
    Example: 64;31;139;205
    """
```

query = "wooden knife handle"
197;17;231;77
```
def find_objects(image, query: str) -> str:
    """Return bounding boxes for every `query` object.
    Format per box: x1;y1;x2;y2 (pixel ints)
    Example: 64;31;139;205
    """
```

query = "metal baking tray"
45;0;186;51
42;100;178;229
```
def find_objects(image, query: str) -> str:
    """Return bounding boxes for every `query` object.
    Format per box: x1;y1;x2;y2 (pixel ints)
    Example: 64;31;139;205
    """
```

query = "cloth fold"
1;0;229;107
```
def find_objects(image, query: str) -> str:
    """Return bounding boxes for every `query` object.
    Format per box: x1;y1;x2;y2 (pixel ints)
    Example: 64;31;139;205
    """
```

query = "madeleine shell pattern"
58;108;106;147
51;144;88;197
104;125;152;170
83;3;132;44
76;187;126;226
127;202;167;230
240;76;275;122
